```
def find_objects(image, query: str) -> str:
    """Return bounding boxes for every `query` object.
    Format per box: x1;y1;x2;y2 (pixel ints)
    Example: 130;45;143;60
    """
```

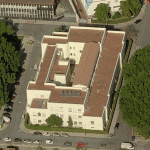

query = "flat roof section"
31;98;47;109
50;55;68;80
43;37;68;46
0;0;55;5
73;42;99;86
68;28;104;43
84;32;124;117
36;46;55;85
49;89;86;104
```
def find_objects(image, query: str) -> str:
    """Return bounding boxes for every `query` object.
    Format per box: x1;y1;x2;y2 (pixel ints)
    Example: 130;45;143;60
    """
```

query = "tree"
94;3;111;21
54;25;68;32
119;46;150;139
67;116;73;128
122;25;139;39
0;21;21;107
46;114;62;127
112;12;121;20
120;0;141;17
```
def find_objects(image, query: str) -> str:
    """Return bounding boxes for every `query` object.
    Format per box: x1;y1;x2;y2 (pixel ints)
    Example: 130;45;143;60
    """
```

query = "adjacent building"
0;0;57;20
80;0;125;17
26;26;126;130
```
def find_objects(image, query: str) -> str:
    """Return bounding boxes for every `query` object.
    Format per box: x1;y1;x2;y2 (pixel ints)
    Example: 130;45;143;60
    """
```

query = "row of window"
0;3;49;7
50;107;82;113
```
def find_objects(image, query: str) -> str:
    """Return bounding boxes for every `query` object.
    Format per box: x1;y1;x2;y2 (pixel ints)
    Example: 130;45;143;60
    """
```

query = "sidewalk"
114;0;147;29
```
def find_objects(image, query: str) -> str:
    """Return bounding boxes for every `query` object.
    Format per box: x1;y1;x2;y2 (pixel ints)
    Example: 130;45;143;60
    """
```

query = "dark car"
64;141;72;146
115;123;120;129
131;136;135;141
134;19;142;24
4;108;13;113
7;101;14;106
34;132;42;135
2;113;11;117
5;104;13;109
14;138;22;142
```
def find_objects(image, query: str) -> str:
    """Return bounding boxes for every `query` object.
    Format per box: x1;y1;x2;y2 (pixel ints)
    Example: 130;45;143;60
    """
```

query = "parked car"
4;108;13;113
7;101;14;106
14;138;22;142
108;134;115;139
33;140;41;144
34;132;42;135
62;133;69;137
64;141;72;146
3;116;11;123
2;113;11;118
46;139;53;144
3;137;11;142
53;132;60;137
77;142;86;147
5;104;13;109
131;136;135;141
134;19;142;24
43;132;50;136
24;139;32;143
147;0;150;4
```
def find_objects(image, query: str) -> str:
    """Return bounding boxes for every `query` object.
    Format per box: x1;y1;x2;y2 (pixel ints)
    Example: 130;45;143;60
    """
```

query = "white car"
43;132;50;136
33;140;40;144
24;139;32;143
46;139;53;144
3;137;11;142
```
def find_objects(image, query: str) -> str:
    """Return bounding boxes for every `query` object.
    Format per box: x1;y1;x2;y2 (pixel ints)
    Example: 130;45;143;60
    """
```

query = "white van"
121;142;135;149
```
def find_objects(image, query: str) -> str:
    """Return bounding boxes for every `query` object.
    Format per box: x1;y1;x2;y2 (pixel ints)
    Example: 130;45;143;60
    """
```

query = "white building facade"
26;26;126;131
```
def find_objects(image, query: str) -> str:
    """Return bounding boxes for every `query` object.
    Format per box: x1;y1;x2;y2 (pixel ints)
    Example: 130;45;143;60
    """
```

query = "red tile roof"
73;42;99;86
43;37;68;45
84;32;124;117
49;89;86;104
36;46;55;85
50;55;68;80
0;0;55;5
68;28;104;43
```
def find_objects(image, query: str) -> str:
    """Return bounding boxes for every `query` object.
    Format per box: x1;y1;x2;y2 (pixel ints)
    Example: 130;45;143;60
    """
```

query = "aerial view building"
0;0;56;20
26;26;126;130
80;0;125;17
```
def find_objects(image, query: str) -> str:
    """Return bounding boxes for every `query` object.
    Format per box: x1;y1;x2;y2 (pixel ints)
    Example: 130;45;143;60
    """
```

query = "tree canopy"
119;46;150;138
0;21;21;106
120;0;141;17
46;114;62;127
67;116;73;128
94;3;110;21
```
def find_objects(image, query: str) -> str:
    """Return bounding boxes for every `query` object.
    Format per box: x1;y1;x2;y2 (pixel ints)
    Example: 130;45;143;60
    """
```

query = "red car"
147;0;150;4
77;142;86;147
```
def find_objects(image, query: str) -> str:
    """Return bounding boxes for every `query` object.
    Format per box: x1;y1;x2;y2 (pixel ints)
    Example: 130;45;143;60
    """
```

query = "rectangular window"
79;122;82;126
38;112;41;116
73;47;75;50
38;120;41;123
91;121;94;125
70;46;72;49
70;53;72;56
78;116;82;119
74;53;76;56
41;95;44;98
68;108;72;112
80;50;83;53
74;121;77;126
42;113;46;117
60;107;63;112
78;109;81;113
50;107;54;111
